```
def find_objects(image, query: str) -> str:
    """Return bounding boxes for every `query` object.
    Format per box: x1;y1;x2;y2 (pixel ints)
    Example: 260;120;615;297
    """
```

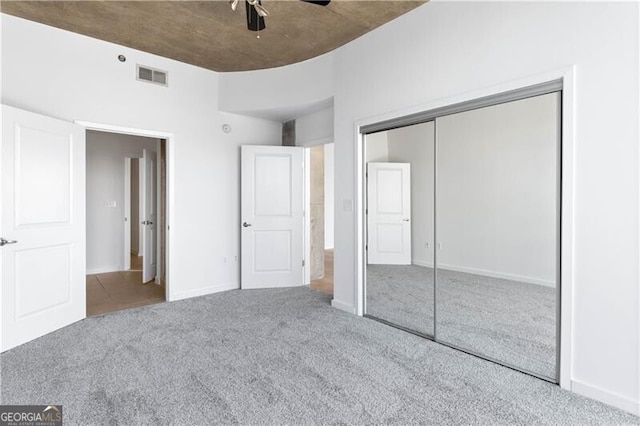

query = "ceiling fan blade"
300;0;331;5
254;2;269;17
245;0;266;31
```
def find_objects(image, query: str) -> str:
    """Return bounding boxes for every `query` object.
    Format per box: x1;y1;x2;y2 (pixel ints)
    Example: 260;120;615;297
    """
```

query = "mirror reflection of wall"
435;93;559;380
365;121;435;336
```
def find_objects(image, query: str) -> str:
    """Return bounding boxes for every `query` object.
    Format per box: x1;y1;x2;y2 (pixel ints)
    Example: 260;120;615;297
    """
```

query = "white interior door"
367;162;412;265
241;145;304;289
141;149;157;283
123;158;131;271
1;105;86;352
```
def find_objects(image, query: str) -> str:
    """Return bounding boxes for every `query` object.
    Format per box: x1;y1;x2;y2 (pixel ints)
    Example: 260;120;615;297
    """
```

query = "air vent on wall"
136;64;168;87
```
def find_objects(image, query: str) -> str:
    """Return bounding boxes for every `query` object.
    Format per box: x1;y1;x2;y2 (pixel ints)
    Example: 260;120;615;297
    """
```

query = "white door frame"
303;142;335;286
353;68;576;390
124;157;132;271
76;121;174;300
240;145;305;289
304;148;311;285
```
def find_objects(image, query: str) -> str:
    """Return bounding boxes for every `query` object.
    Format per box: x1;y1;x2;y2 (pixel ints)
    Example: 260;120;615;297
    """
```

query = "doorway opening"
85;130;167;316
308;143;334;295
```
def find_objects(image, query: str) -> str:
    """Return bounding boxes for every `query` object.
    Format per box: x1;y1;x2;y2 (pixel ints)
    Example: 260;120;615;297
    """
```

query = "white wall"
364;132;389;162
437;93;558;287
296;106;334;147
332;1;639;413
293;107;335;250
386;122;434;269
1;14;282;300
218;54;334;120
86;131;157;273
324;143;335;250
292;106;335;251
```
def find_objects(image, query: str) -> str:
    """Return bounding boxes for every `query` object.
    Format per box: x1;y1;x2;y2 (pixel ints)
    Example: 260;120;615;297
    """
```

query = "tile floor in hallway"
310;250;333;295
86;254;165;316
129;253;143;271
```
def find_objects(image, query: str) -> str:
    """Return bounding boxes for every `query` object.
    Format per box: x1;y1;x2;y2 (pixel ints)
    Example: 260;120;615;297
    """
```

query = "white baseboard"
412;260;434;268
170;282;238;302
437;263;555;287
86;266;120;275
331;299;356;314
571;379;639;415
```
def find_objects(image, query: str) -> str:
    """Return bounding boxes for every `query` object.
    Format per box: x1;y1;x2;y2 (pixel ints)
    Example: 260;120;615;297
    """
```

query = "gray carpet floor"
2;287;638;425
367;265;556;379
366;264;435;335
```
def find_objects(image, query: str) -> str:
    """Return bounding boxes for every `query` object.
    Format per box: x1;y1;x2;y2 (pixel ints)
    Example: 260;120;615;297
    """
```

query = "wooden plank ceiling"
1;1;426;72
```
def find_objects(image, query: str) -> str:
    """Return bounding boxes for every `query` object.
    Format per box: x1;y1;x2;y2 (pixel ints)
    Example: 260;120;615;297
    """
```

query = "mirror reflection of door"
364;122;435;337
367;162;411;265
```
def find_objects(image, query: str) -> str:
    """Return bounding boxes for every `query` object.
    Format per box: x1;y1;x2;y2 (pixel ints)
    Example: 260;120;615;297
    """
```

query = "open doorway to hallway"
309;143;334;295
85;130;167;316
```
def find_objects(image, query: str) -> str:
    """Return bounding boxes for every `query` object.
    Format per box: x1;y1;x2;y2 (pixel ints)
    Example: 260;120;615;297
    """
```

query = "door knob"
141;220;154;225
242;222;252;228
0;238;18;246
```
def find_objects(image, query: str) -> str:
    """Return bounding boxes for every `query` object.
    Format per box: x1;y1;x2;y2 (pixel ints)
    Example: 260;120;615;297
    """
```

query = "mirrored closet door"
435;93;560;380
364;122;435;337
363;86;561;382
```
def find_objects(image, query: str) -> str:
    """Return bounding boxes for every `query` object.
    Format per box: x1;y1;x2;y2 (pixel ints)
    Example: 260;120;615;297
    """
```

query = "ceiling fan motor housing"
245;0;266;31
244;0;330;32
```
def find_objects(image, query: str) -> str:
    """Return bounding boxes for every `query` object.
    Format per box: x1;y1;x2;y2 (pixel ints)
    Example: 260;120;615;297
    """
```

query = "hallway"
310;250;333;295
86;255;164;316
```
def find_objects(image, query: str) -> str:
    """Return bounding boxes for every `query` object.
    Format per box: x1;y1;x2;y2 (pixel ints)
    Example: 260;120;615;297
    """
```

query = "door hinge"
302;260;305;267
